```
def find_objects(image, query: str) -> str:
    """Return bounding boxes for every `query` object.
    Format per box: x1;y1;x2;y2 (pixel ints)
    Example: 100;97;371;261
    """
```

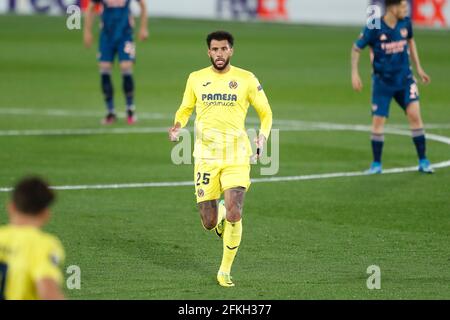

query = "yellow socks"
216;201;226;227
219;219;242;274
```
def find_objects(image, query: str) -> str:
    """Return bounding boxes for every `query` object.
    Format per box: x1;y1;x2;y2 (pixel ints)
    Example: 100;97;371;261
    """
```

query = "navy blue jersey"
93;0;137;41
355;17;414;88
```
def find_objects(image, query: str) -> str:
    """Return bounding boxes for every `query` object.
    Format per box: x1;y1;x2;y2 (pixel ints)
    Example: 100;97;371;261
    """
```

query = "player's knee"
225;203;242;222
201;215;217;230
198;201;218;230
372;119;385;133
120;62;133;75
99;63;112;75
408;112;422;127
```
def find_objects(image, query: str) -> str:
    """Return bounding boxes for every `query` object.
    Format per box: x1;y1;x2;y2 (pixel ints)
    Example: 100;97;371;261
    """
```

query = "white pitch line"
0;123;449;193
2;123;450;138
1;107;450;130
0;127;170;137
0;108;170;120
1;160;449;193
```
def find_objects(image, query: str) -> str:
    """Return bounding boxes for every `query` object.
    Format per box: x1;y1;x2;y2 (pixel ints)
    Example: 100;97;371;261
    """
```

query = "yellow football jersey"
174;65;273;163
0;225;65;300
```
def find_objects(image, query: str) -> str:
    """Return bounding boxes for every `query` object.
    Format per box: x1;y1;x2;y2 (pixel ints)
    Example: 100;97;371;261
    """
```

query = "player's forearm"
174;106;194;128
351;45;361;75
84;4;95;34
139;0;148;31
409;39;423;71
258;106;273;139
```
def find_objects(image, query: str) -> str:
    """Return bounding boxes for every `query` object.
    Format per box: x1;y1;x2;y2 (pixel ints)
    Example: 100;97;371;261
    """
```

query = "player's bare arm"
138;0;149;41
351;45;363;92
36;278;65;300
408;39;431;84
83;2;96;48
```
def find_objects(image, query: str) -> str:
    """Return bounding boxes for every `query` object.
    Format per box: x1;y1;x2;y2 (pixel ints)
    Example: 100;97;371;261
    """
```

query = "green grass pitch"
0;15;449;299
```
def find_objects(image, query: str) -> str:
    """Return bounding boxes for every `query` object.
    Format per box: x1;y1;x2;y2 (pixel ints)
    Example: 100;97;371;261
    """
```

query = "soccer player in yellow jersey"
168;31;273;287
0;177;65;300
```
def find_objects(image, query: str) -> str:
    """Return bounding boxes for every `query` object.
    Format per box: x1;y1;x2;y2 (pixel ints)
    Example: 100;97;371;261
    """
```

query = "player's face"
208;40;234;71
395;1;409;19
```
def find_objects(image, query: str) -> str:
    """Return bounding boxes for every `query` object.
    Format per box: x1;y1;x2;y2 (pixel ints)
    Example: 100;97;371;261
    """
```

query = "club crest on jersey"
400;28;408;38
380;34;387;41
229;81;238;89
197;188;204;198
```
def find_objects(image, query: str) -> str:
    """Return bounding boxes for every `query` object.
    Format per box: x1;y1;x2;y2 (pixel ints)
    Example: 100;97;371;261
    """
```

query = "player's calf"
406;103;431;167
120;63;136;124
100;65;115;123
367;116;386;173
218;188;245;281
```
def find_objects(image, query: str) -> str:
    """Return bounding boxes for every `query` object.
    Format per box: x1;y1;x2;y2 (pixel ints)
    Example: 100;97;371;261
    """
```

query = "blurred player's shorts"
371;75;419;118
98;33;135;62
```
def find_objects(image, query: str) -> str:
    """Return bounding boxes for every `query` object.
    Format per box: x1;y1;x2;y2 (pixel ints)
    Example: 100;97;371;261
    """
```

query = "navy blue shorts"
98;31;135;63
371;75;419;118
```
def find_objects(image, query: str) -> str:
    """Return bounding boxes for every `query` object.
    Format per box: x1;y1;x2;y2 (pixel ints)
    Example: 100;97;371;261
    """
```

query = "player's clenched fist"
139;27;149;41
352;72;363;92
168;123;181;142
253;134;266;160
417;67;431;85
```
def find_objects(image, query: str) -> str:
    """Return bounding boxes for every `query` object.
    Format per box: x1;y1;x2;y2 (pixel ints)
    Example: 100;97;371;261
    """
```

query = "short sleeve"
30;237;65;285
407;18;414;39
355;26;375;50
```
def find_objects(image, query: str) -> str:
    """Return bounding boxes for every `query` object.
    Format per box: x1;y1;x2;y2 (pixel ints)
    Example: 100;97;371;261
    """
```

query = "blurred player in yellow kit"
169;31;273;287
0;177;65;300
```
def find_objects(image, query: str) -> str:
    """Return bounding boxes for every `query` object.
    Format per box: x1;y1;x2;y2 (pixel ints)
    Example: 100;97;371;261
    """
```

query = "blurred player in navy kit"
351;0;433;174
84;0;148;124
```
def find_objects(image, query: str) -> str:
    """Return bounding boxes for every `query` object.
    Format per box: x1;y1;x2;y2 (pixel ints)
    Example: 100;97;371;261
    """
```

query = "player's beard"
211;57;230;71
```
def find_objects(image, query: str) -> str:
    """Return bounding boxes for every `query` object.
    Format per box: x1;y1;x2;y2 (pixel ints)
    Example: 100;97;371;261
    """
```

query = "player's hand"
417;68;431;85
352;72;363;92
84;31;93;48
168;123;181;142
252;134;266;162
138;27;149;41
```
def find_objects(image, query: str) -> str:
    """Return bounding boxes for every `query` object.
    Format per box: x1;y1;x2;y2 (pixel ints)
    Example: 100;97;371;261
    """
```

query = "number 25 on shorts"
196;172;211;186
